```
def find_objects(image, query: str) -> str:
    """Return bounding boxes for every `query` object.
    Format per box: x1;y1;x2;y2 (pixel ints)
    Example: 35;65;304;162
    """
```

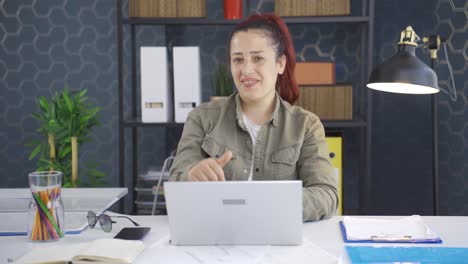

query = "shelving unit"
117;0;374;214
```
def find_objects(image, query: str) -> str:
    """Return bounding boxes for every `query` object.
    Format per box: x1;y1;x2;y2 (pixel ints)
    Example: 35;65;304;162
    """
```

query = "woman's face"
230;29;286;104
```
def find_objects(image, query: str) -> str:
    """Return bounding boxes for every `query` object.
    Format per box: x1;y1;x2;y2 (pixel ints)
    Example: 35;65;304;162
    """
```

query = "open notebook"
16;238;145;264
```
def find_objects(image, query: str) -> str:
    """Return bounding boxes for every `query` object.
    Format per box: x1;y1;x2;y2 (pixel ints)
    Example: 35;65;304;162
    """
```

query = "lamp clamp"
422;35;442;60
397;26;420;46
397;26;444;59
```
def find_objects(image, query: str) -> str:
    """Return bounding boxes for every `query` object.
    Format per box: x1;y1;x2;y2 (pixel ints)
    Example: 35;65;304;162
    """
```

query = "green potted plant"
27;89;105;187
211;64;234;101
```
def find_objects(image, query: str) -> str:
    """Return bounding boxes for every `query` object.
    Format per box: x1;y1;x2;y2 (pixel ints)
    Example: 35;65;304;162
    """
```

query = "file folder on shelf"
173;47;201;123
140;47;170;123
325;136;342;215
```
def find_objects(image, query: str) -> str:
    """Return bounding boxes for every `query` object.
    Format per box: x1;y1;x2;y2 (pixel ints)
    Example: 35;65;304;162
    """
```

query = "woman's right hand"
187;151;233;181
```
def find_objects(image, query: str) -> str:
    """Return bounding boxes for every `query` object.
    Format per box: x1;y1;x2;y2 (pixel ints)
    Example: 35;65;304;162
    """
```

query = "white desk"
0;188;128;236
0;188;128;212
2;215;468;263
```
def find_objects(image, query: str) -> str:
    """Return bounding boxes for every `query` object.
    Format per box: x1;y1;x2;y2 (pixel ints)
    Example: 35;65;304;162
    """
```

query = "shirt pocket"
201;137;236;180
271;145;300;180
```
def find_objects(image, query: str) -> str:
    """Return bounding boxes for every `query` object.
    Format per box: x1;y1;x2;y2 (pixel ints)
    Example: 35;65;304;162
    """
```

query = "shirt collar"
235;92;280;129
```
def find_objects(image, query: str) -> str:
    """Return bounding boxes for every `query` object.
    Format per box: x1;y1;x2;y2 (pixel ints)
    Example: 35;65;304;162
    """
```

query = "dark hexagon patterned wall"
0;0;119;188
1;0;467;215
433;0;467;215
371;0;467;215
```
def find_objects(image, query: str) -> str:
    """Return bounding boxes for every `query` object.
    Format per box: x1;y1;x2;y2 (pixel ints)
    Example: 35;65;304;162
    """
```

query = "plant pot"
223;0;242;20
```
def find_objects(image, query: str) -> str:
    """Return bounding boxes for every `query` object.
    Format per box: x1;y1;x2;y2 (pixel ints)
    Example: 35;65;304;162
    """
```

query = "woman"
169;14;338;222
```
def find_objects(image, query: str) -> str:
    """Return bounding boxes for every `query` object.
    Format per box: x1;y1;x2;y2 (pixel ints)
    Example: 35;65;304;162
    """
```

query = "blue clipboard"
339;221;442;243
346;246;468;263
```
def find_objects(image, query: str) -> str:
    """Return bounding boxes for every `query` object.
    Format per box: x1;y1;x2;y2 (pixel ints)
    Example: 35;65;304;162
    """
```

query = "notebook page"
73;238;145;263
16;243;88;264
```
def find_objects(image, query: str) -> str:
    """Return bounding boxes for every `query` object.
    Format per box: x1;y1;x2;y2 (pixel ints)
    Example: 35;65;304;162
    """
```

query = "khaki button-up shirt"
169;92;338;222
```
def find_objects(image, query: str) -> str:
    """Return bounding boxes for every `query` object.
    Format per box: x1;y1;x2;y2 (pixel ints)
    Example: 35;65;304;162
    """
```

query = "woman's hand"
188;151;233;181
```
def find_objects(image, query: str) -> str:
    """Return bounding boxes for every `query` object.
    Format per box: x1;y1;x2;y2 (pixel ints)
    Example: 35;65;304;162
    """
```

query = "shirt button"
255;168;259;172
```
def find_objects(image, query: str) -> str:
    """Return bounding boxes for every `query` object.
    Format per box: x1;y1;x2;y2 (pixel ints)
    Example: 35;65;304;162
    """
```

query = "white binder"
140;47;170;123
173;47;201;123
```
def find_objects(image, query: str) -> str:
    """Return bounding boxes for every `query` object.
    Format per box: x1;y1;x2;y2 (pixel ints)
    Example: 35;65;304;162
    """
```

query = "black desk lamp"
367;26;456;216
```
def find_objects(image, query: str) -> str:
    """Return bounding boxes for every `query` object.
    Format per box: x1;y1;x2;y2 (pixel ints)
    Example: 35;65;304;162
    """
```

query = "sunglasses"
87;211;140;232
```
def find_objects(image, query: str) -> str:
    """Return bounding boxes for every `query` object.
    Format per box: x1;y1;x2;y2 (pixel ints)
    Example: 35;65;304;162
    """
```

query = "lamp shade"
367;45;439;94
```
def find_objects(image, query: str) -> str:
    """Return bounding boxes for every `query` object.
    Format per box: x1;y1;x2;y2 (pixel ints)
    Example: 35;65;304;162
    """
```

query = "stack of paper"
340;215;441;243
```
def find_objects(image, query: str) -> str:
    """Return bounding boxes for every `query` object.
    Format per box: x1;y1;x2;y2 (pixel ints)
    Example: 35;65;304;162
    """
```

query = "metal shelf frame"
117;0;374;214
123;16;370;25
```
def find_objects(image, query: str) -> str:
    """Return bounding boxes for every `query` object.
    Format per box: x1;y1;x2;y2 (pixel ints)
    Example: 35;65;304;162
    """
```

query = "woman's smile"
241;77;259;88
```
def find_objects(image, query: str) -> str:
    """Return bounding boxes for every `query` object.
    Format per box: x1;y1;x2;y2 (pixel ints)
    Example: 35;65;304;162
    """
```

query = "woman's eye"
233;58;242;63
254;57;264;62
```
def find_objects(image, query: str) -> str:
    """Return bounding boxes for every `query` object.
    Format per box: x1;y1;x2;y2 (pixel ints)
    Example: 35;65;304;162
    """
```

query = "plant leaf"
38;97;49;113
28;144;43;160
62;90;73;112
79;89;87;98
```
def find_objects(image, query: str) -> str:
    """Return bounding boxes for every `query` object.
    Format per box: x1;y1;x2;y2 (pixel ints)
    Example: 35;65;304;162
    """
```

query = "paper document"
142;236;338;264
341;215;441;243
257;240;338;264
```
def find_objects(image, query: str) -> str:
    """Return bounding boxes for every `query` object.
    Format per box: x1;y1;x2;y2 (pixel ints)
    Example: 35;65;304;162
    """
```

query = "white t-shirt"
242;113;262;181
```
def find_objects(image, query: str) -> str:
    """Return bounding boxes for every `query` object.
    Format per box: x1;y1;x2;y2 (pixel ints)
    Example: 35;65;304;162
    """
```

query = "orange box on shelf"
296;84;352;120
295;62;336;85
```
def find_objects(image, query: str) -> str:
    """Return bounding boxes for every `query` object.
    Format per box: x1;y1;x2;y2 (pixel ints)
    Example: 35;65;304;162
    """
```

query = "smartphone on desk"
114;227;151;240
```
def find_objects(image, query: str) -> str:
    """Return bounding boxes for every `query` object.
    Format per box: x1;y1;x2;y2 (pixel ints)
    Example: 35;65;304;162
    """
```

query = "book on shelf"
275;0;350;16
16;238;145;264
129;0;206;18
177;0;206;17
129;0;176;18
296;84;353;120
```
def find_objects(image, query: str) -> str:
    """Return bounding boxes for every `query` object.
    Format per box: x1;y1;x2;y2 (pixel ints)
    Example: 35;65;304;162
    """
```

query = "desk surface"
2;215;468;263
0;188;128;212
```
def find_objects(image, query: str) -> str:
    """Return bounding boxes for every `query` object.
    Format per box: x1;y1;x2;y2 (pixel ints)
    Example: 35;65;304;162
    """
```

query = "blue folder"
339;221;442;243
346;246;468;264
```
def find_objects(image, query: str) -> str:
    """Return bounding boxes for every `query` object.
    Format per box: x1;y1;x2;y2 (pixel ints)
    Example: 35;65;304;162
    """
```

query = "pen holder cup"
27;171;65;242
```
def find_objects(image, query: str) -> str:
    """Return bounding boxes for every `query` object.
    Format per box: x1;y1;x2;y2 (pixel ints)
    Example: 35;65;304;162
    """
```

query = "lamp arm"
419;35;457;102
441;42;457;102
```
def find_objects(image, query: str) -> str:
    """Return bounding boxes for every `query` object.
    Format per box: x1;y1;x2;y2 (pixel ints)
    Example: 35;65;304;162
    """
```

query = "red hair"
229;14;299;104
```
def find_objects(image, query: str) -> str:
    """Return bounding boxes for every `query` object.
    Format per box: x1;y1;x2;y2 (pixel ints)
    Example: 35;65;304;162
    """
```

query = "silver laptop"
164;181;302;245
